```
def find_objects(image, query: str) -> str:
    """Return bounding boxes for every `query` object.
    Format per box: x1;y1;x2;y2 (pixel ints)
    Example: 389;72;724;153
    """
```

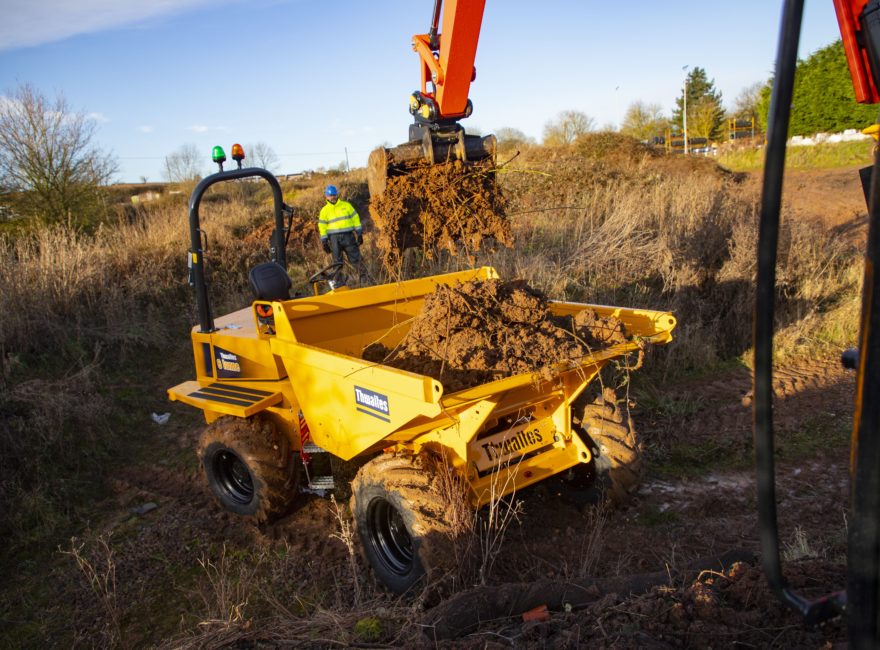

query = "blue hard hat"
324;185;339;197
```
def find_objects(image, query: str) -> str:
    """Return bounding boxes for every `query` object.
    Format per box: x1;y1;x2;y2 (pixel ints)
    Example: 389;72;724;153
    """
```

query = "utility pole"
682;65;689;154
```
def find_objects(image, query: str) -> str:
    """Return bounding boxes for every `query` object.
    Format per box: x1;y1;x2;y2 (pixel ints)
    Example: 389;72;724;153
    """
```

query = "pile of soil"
363;278;630;392
369;159;512;273
243;215;317;255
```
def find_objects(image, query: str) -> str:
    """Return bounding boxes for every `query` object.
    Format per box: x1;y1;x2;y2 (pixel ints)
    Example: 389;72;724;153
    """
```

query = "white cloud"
187;124;228;133
0;0;231;52
88;112;109;123
138;125;154;133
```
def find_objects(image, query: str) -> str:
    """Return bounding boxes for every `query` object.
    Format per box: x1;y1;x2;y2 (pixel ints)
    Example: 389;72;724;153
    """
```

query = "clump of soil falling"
369;159;512;273
363;278;630;393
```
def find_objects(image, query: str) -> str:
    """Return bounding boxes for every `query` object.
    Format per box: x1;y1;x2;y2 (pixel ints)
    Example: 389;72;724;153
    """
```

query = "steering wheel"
307;262;344;285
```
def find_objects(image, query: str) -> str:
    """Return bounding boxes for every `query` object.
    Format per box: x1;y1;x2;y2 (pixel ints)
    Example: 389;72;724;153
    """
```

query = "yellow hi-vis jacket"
318;199;361;239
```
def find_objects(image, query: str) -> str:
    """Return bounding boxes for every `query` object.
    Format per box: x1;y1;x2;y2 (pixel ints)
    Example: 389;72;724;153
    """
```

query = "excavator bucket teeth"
367;132;496;199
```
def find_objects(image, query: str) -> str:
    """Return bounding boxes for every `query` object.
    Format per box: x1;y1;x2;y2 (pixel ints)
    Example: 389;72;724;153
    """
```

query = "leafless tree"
244;142;280;173
620;101;668;141
0;84;118;222
542;110;596;146
733;82;764;123
495;127;535;153
163;143;205;183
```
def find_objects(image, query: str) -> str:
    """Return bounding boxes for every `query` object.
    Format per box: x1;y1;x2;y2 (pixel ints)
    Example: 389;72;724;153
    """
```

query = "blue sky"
0;1;843;183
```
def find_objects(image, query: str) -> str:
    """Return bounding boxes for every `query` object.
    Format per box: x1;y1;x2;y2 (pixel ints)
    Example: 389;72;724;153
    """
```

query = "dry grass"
0;134;865;647
63;534;123;647
0;190;316;566
471;134;862;372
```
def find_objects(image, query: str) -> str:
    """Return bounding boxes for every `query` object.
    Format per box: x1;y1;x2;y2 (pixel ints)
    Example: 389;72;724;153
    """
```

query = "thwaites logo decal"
355;386;390;422
480;426;544;463
213;347;241;378
471;418;556;473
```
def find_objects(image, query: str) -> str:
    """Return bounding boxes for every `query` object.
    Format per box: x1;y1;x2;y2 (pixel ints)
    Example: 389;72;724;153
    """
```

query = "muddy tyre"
579;387;642;503
198;416;297;523
350;453;460;594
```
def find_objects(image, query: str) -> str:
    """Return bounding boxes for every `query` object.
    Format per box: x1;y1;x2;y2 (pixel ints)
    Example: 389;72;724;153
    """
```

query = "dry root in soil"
363;278;629;392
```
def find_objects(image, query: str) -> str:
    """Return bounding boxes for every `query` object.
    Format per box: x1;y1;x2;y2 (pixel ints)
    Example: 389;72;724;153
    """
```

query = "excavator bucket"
367;128;496;198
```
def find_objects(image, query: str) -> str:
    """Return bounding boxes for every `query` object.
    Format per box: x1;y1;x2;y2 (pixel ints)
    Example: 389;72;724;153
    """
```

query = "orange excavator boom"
367;0;495;198
411;0;486;121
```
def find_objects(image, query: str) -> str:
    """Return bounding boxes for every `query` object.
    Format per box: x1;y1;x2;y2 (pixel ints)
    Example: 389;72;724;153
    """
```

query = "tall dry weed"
64;534;123;648
195;543;264;631
0;193;304;563
483;134;862;372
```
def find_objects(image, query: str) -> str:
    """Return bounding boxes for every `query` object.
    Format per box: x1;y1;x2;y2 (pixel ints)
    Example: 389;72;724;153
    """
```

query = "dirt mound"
243;215;317;255
363;278;629;392
502;559;844;649
573;130;663;164
368;159;511;273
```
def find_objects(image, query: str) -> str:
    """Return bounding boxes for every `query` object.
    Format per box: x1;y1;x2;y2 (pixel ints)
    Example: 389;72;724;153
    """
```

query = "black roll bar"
188;167;287;333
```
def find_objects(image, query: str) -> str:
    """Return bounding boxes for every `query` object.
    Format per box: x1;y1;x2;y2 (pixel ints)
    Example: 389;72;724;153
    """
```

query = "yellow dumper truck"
169;165;676;593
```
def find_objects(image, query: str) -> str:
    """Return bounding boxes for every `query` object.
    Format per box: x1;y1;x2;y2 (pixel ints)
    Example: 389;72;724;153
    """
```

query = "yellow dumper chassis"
170;267;675;508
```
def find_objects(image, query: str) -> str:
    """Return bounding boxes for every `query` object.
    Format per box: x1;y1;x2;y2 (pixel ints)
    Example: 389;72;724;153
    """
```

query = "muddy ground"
43;166;868;648
104;352;852;648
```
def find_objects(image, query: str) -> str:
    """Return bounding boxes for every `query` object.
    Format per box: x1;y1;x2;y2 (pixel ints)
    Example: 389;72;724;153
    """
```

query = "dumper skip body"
170;266;675;511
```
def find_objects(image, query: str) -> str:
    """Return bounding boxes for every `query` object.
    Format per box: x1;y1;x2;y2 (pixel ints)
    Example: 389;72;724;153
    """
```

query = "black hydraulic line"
754;0;845;625
428;0;442;51
188;167;286;333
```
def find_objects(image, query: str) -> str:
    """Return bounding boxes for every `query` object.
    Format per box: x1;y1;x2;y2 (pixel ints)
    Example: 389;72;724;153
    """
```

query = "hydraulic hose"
754;0;845;624
428;0;442;51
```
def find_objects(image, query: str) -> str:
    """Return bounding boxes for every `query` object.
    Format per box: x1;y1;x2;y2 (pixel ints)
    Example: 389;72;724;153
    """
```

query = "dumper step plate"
307;476;335;491
167;380;283;418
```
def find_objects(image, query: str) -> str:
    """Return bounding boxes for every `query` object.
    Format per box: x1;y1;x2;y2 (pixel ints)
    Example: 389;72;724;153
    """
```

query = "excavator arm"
367;0;496;199
409;0;485;123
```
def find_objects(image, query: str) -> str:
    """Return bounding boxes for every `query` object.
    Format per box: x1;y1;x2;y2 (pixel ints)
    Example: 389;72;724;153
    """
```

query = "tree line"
505;40;876;151
0;39;875;224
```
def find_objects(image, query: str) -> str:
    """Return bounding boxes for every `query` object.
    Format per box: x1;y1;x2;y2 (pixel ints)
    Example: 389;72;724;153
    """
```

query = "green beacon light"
211;145;226;172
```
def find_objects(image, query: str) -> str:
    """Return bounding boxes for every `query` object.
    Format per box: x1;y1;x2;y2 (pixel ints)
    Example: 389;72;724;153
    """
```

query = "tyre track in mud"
629;353;854;572
653;353;853;444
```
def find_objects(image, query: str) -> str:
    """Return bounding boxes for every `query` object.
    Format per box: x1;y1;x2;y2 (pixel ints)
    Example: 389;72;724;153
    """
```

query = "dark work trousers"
328;231;369;284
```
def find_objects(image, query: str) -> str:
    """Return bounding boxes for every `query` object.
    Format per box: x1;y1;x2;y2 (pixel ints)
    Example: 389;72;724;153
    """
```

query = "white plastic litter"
151;412;171;425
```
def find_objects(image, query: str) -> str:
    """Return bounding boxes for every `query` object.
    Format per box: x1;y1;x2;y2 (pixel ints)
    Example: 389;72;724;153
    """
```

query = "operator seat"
248;262;292;301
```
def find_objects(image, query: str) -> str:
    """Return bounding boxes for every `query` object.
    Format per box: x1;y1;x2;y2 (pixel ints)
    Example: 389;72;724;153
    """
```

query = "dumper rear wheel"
198;416;297;523
579;388;642;504
351;453;461;594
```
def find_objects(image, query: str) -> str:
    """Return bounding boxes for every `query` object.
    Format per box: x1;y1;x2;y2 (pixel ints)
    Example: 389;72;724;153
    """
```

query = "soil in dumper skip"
369;159;512;273
363;278;630;393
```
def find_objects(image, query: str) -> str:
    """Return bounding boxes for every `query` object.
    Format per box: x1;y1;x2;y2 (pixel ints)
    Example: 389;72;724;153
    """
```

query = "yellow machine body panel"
169;266;676;503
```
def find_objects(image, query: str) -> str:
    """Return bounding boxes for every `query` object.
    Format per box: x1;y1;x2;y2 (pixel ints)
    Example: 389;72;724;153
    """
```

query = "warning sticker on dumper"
355;386;390;422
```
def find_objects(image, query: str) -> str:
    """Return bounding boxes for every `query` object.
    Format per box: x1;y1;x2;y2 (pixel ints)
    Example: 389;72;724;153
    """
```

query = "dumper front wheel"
580;388;642;504
198;416;297;523
351;453;460;594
